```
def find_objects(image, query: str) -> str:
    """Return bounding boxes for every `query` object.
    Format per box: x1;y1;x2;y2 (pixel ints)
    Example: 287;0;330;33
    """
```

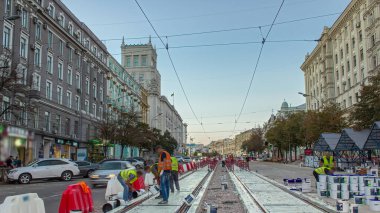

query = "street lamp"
298;92;320;109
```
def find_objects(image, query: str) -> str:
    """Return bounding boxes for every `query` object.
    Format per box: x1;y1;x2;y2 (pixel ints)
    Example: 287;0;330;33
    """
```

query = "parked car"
125;158;144;169
75;161;99;178
132;157;145;163
174;156;184;163
7;159;80;184
89;160;135;188
183;156;192;163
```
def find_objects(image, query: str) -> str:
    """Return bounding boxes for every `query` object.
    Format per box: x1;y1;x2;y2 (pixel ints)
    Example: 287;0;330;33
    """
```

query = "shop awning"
363;121;380;150
313;133;341;152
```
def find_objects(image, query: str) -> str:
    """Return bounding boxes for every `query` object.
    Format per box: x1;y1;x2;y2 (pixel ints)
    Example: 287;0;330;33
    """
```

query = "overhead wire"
133;0;210;141
231;0;285;135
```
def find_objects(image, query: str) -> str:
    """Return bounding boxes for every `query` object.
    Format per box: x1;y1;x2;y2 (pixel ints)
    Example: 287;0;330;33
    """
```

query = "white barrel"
370;199;380;211
350;183;359;192
341;176;349;184
330;183;341;191
365;187;374;196
350;204;359;213
366;196;376;205
341;183;349;192
349;176;359;184
330;190;341;199
341;191;350;200
364;177;376;187
318;182;327;191
319;175;327;183
336;200;349;212
354;195;365;204
301;181;312;193
359;176;365;184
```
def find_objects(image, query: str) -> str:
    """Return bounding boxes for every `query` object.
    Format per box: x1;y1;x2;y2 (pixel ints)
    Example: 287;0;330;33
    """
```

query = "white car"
7;158;80;184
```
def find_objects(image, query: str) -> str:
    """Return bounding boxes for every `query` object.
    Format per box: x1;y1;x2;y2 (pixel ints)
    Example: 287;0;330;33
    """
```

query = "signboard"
77;148;87;161
304;149;313;156
7;126;28;138
56;139;65;145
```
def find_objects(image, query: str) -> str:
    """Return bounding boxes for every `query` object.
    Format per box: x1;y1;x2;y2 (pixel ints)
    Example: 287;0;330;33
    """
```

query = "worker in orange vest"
154;145;172;204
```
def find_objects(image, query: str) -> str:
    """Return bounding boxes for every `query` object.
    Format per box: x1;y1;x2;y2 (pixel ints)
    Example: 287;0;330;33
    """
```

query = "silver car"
89;160;135;188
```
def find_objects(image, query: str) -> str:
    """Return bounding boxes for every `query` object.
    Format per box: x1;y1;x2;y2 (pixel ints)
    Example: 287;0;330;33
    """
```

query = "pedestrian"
5;156;14;168
144;166;155;189
321;155;335;169
154;145;172;205
170;156;180;193
13;156;21;167
313;166;334;182
117;168;138;205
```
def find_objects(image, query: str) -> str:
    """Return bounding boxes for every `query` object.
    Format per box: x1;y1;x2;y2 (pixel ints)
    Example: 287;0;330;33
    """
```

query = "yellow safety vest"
120;169;137;184
171;157;178;171
315;166;330;175
323;156;334;168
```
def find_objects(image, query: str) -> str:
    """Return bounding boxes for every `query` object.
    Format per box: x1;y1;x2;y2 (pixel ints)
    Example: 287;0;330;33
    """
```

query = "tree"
241;128;265;154
349;71;380;129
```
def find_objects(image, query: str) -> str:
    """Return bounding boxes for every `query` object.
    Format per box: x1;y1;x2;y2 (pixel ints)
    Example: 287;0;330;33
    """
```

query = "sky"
61;0;351;145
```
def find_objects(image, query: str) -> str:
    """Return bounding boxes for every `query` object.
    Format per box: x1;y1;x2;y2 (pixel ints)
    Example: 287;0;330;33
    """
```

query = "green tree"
241;127;265;154
349;71;380;129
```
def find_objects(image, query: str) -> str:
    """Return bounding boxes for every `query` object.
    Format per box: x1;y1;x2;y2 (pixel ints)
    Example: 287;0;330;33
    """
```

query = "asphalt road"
0;177;107;213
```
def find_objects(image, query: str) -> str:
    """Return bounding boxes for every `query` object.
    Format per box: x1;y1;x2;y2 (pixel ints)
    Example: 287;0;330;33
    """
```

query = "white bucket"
341;176;349;184
330;183;341;191
359;176;365;184
350;176;359;184
350;183;359;192
341;191;350;200
319;190;329;197
336;200;349;212
366;196;376;205
319;175;327;183
318;182;327;191
364;177;376;187
330;190;341;199
370;199;380;211
349;204;359;213
302;181;312;193
354;195;365;204
341;183;349;192
369;168;379;177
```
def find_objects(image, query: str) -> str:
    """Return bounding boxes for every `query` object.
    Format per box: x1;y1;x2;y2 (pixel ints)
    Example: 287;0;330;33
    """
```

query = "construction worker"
155;145;172;204
170;156;180;193
313;166;334;182
117;168;138;203
322;154;334;168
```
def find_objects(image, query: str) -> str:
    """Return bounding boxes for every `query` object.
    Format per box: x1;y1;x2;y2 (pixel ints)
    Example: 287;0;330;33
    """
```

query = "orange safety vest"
158;150;172;172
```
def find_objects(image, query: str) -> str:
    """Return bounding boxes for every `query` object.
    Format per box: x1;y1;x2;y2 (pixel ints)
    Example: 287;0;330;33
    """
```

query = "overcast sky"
62;0;351;145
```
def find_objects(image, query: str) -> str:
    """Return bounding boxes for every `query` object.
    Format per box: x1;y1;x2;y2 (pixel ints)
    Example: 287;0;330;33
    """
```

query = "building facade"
0;0;145;163
234;129;254;156
121;39;187;153
301;0;379;111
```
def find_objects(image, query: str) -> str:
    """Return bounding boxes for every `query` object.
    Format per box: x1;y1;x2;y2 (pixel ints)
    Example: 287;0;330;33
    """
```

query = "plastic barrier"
0;193;45;213
105;176;124;200
179;164;184;174
58;182;94;213
183;164;188;173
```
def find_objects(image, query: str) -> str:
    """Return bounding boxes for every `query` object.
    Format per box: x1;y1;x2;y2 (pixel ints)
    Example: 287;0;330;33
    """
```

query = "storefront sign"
77;148;87;161
55;139;65;145
7;126;28;138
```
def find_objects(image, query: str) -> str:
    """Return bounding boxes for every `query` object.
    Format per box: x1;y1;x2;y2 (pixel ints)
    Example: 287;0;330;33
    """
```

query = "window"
360;49;364;61
77;57;81;68
346;43;349;54
99;107;103;120
3;26;11;49
353;55;357;67
76;73;81;89
335;54;338;64
75;96;80;110
355;92;359;103
85;39;89;48
68;23;73;35
46;81;52;100
34;47;41;66
67;68;72;85
348;96;352;107
126;56;131;67
348;78;351;88
347;61;350;72
58;14;65;27
68;48;73;62
32;73;41;91
5;0;12;16
359;30;363;42
141;55;147;66
20;37;27;58
92;84;97;98
67;91;72;108
74;121;79;136
343;99;347;108
85;100;89;113
85;78;89;94
57;86;62;104
2;96;10;121
92;104;96;117
100;88;103;102
45;111;51;132
59;40;64;55
21;9;28;28
340;49;343;59
58;62;63;80
372;34;376;47
352;37;355;47
341;66;344;76
47;55;53;74
48;31;53;49
19;67;27;85
133;55;139;67
139;73;144;82
35;23;41;40
336;70;339;80
373;56;377;68
337;86;340;95
56;115;61;134
33;107;39;129
354;73;358;84
65;118;70;135
47;4;55;18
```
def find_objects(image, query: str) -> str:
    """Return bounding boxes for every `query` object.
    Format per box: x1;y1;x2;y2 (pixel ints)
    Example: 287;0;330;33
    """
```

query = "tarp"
335;128;371;151
313;133;341;152
363;121;380;150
